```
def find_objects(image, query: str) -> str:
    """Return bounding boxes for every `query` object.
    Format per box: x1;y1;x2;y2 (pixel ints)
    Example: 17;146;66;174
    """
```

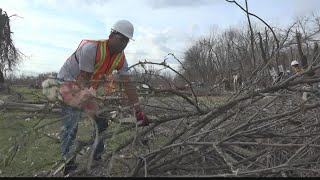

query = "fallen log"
0;100;60;112
0;96;126;112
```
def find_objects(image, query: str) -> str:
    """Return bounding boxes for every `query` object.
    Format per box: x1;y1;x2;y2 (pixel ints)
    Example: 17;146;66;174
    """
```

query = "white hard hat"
291;60;299;66
111;20;134;40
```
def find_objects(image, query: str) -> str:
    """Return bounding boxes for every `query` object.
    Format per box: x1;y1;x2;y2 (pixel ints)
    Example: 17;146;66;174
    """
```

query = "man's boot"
63;157;78;176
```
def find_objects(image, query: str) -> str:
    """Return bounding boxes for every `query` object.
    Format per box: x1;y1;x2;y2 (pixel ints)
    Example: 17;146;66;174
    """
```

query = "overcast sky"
1;0;320;76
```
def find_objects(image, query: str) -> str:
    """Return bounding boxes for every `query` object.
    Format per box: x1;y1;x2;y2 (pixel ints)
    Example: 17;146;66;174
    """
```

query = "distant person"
56;20;149;175
291;60;303;75
291;60;315;76
291;60;315;101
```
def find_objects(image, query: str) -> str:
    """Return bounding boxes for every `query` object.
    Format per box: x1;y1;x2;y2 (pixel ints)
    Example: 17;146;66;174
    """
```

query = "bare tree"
0;8;23;86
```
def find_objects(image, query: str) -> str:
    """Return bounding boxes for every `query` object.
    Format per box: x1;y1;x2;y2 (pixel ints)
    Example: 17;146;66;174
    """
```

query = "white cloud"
145;0;222;9
292;0;320;16
28;0;113;11
3;0;315;77
11;8;98;34
3;0;109;75
124;25;188;66
16;42;70;74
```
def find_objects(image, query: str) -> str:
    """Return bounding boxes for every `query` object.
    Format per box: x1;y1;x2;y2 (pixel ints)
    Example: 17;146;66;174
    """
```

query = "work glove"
59;82;98;112
135;110;150;126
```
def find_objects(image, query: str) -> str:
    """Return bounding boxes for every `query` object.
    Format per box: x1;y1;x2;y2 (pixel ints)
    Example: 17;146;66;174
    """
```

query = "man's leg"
92;115;108;160
60;106;81;175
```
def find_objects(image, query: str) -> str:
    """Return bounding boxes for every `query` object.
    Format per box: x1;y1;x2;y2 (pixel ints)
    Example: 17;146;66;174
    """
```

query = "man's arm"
76;42;96;88
119;74;141;112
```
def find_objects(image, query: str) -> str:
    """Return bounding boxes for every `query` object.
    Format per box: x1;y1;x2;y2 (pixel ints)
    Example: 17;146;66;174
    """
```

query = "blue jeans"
60;106;108;160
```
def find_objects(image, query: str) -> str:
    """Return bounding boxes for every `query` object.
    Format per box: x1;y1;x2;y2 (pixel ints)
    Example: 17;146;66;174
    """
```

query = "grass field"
0;87;61;176
0;86;229;177
1;87;89;176
0;86;142;176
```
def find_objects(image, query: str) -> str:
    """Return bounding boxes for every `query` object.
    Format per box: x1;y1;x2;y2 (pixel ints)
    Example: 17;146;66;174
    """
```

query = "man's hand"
135;110;150;126
119;74;149;126
119;75;139;109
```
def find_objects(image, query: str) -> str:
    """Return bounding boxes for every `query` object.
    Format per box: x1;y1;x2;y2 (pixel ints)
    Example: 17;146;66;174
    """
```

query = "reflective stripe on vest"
71;39;125;89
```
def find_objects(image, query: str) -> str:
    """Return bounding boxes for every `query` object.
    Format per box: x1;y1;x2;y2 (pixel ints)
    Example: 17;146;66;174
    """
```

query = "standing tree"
0;8;22;88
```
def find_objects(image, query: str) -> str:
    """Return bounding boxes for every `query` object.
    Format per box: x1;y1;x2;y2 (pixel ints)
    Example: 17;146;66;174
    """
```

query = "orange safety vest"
71;39;125;90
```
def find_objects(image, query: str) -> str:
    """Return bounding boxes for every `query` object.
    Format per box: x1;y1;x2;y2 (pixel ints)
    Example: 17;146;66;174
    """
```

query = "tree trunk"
0;69;4;84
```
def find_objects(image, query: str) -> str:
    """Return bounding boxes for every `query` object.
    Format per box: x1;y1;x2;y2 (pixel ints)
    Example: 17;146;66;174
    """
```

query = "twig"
86;115;99;174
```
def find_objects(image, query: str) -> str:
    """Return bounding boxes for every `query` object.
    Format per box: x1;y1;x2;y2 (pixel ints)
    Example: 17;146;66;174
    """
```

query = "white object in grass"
41;79;62;101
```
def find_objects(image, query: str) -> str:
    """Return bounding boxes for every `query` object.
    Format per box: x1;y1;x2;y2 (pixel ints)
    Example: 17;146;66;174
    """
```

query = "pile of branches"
3;56;320;177
3;1;320;177
33;52;318;177
44;18;320;176
81;62;320;177
4;62;320;177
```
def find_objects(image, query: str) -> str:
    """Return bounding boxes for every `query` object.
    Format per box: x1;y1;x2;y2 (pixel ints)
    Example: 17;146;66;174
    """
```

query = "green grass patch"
0;110;132;176
105;122;130;151
11;86;45;102
198;95;230;107
0;109;62;176
0;110;101;176
0;86;132;176
0;86;231;176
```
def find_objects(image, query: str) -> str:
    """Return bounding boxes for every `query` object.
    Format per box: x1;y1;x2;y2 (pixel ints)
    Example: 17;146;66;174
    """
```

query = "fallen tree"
3;1;320;177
